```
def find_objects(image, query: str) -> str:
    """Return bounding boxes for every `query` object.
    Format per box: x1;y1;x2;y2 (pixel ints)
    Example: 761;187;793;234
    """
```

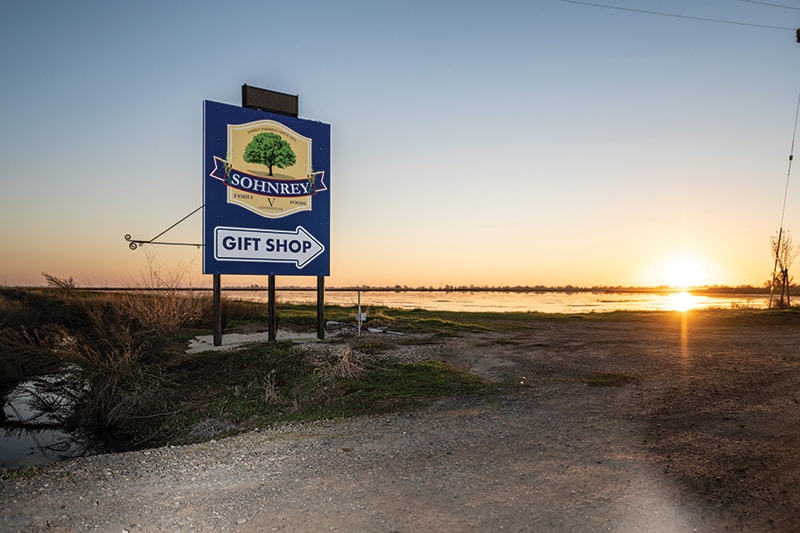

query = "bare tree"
769;230;799;308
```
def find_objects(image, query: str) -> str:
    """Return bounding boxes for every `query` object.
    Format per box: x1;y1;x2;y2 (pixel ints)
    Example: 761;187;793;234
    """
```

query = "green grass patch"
0;466;42;480
308;360;487;418
357;307;546;334
118;343;486;448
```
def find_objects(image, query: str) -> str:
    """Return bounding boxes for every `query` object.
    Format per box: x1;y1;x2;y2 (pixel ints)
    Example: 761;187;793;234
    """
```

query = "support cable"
125;205;204;250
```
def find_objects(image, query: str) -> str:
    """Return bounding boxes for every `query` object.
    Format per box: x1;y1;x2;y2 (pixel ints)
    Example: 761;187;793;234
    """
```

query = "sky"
2;0;800;289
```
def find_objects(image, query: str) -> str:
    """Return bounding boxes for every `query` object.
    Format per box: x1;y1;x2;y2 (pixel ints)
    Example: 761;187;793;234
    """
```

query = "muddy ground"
2;311;800;532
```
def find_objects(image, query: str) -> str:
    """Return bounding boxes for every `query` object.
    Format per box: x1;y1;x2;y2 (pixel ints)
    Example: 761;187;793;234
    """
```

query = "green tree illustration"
243;133;296;176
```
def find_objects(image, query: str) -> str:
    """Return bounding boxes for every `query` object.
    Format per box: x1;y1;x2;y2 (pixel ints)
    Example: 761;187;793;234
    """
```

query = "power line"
778;88;800;233
768;69;800;307
557;0;796;31
739;0;800;11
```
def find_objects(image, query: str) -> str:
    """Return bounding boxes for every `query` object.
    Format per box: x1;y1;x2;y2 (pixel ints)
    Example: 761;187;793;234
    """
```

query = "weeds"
0;324;73;385
0;466;42;480
70;329;162;428
318;345;365;379
1;285;491;454
2;267;202;439
42;273;77;290
263;369;280;402
115;257;205;334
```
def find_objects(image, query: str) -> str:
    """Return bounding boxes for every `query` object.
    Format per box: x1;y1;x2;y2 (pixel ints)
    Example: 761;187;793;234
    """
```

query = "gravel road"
3;313;800;532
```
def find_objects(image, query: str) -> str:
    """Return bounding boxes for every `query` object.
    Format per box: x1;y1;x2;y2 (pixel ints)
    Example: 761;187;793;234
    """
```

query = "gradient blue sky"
2;0;799;288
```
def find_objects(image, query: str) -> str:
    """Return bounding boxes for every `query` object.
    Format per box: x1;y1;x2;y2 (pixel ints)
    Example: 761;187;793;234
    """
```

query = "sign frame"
202;100;330;276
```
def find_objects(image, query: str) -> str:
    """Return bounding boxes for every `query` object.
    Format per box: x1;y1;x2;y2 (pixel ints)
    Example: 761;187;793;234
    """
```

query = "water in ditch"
1;369;96;471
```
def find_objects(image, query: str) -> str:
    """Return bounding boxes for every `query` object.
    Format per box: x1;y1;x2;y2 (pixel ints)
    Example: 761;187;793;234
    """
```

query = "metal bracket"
125;205;204;250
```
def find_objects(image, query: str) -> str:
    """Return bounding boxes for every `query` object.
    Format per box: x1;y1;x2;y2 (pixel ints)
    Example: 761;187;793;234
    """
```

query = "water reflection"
228;289;769;314
666;291;697;312
1;369;93;470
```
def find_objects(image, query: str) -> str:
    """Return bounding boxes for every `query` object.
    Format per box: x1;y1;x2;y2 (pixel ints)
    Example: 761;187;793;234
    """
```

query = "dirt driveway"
2;311;800;532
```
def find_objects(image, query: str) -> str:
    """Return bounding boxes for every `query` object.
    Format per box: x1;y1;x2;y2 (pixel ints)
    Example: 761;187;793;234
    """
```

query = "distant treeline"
70;285;775;295
325;285;774;295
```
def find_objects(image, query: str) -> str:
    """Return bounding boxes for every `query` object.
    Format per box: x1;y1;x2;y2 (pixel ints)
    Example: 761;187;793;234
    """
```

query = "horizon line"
5;284;776;294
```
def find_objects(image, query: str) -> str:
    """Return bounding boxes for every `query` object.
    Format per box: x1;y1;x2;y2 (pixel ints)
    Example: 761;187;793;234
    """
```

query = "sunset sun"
662;255;705;289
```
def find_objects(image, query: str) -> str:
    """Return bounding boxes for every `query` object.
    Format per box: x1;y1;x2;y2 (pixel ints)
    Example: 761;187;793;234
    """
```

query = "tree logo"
210;120;326;219
243;132;296;177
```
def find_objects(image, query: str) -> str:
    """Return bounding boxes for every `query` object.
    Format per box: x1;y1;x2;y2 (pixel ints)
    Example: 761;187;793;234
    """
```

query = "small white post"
357;290;362;336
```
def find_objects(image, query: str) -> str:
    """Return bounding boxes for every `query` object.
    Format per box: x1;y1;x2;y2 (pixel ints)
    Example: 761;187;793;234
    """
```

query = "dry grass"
319;344;366;379
263;368;280;402
115;256;205;334
4;268;201;430
42;273;77;290
0;324;74;384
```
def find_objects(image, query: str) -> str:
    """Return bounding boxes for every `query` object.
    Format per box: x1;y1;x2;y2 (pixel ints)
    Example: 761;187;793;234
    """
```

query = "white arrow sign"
214;226;324;269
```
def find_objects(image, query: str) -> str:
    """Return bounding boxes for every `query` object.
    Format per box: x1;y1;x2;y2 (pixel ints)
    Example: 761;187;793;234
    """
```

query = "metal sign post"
317;276;325;340
213;274;222;346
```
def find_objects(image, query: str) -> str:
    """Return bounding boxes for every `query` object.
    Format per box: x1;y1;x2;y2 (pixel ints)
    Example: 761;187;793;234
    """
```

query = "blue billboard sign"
203;100;330;276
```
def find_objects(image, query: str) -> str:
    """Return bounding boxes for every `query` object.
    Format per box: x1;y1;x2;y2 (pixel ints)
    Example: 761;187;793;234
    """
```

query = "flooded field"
232;288;770;314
